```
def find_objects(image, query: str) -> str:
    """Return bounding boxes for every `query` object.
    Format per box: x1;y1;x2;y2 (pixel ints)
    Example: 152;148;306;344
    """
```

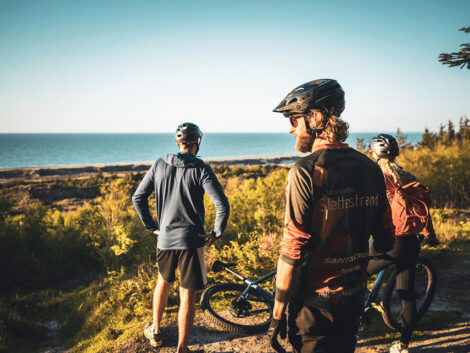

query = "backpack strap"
400;182;430;219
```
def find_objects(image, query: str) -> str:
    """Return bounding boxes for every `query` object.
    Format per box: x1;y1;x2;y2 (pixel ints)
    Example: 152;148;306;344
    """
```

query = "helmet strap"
195;137;202;155
303;116;316;136
302;115;326;138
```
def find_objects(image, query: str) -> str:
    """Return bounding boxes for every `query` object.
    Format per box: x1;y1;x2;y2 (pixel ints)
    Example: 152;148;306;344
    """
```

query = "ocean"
0;132;422;168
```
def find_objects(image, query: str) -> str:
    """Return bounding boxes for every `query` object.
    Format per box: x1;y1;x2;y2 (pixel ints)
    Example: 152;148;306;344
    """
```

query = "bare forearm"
273;258;301;320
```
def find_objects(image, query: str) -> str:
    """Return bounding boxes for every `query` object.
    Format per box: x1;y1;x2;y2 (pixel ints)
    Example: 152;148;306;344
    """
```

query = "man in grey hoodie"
132;122;230;353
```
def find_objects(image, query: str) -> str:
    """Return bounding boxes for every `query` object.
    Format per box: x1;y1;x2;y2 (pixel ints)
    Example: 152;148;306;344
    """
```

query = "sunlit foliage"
1;121;469;352
399;136;470;208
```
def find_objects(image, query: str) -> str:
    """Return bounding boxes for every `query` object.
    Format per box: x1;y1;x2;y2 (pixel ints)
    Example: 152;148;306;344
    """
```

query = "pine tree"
396;128;411;149
419;127;436;148
458;115;470;141
438;26;470;69
448;120;456;140
438;124;446;143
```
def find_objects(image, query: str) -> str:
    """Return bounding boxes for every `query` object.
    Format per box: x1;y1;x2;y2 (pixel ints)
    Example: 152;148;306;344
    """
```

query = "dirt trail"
120;322;470;353
42;247;470;353
118;249;470;353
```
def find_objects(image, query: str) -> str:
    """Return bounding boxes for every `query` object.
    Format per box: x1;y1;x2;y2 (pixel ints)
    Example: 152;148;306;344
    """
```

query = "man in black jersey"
268;79;395;353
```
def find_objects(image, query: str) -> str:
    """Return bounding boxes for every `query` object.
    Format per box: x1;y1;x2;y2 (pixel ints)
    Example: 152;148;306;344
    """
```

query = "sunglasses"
289;116;301;127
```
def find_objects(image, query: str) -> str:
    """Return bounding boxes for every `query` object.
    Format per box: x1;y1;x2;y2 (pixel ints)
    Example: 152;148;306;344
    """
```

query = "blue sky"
0;0;469;133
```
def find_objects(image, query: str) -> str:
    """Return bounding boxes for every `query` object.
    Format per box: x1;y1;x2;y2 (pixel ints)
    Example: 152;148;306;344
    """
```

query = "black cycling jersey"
281;143;394;307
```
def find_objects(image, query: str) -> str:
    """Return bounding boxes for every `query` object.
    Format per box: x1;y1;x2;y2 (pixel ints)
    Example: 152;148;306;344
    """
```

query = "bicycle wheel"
200;282;273;334
381;255;437;331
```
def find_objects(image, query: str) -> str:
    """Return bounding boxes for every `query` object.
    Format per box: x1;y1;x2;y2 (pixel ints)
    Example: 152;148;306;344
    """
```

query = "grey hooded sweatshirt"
132;152;230;250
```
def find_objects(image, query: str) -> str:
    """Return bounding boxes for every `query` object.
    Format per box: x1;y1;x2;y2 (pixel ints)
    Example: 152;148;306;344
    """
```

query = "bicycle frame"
221;265;277;304
221;262;390;312
363;268;387;310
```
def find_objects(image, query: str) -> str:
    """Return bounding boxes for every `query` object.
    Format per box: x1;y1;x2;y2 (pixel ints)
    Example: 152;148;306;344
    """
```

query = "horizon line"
0;130;424;134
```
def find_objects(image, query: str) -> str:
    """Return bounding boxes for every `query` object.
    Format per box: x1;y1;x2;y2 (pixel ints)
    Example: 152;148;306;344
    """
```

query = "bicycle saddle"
211;260;236;272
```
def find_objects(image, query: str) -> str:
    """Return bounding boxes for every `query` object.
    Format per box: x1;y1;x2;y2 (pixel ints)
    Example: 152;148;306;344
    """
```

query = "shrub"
398;139;470;207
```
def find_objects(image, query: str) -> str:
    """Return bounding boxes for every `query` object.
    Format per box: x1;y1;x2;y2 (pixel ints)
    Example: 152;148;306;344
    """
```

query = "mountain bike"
200;237;437;334
200;260;276;334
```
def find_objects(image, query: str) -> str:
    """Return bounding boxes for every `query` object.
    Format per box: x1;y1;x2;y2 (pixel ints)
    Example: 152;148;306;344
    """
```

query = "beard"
295;134;315;153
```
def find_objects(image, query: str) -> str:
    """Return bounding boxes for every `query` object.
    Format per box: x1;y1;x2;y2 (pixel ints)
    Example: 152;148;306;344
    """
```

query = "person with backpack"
268;79;395;353
368;134;439;353
132;122;230;353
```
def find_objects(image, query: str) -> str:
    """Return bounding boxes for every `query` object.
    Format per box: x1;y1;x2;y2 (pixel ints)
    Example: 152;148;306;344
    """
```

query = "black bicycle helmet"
175;122;203;143
273;79;345;118
369;134;399;158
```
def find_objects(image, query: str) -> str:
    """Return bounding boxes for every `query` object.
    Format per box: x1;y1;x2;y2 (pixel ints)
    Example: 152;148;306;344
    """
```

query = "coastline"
0;155;300;183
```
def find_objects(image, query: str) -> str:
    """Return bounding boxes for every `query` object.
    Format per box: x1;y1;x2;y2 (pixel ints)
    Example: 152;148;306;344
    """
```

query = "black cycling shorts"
156;247;207;290
288;302;362;353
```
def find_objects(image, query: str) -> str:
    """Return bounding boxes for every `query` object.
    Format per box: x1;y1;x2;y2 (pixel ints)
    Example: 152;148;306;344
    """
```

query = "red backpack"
389;179;431;236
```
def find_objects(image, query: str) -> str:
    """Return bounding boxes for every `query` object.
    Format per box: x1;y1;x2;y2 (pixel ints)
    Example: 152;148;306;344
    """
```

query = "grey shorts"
156;247;207;290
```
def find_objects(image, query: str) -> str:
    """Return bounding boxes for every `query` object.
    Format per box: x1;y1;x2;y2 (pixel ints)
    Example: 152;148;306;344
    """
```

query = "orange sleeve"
280;219;311;264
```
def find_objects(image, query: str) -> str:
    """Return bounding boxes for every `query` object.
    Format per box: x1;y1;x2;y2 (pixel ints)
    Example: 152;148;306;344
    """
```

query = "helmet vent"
287;98;298;105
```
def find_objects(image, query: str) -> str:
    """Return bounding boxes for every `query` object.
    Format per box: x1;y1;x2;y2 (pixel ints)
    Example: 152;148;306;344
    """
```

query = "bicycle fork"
364;269;386;308
361;269;387;328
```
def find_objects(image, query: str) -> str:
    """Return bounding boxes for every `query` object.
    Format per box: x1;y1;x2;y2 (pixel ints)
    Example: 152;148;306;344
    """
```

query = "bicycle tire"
381;255;437;331
200;282;273;334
